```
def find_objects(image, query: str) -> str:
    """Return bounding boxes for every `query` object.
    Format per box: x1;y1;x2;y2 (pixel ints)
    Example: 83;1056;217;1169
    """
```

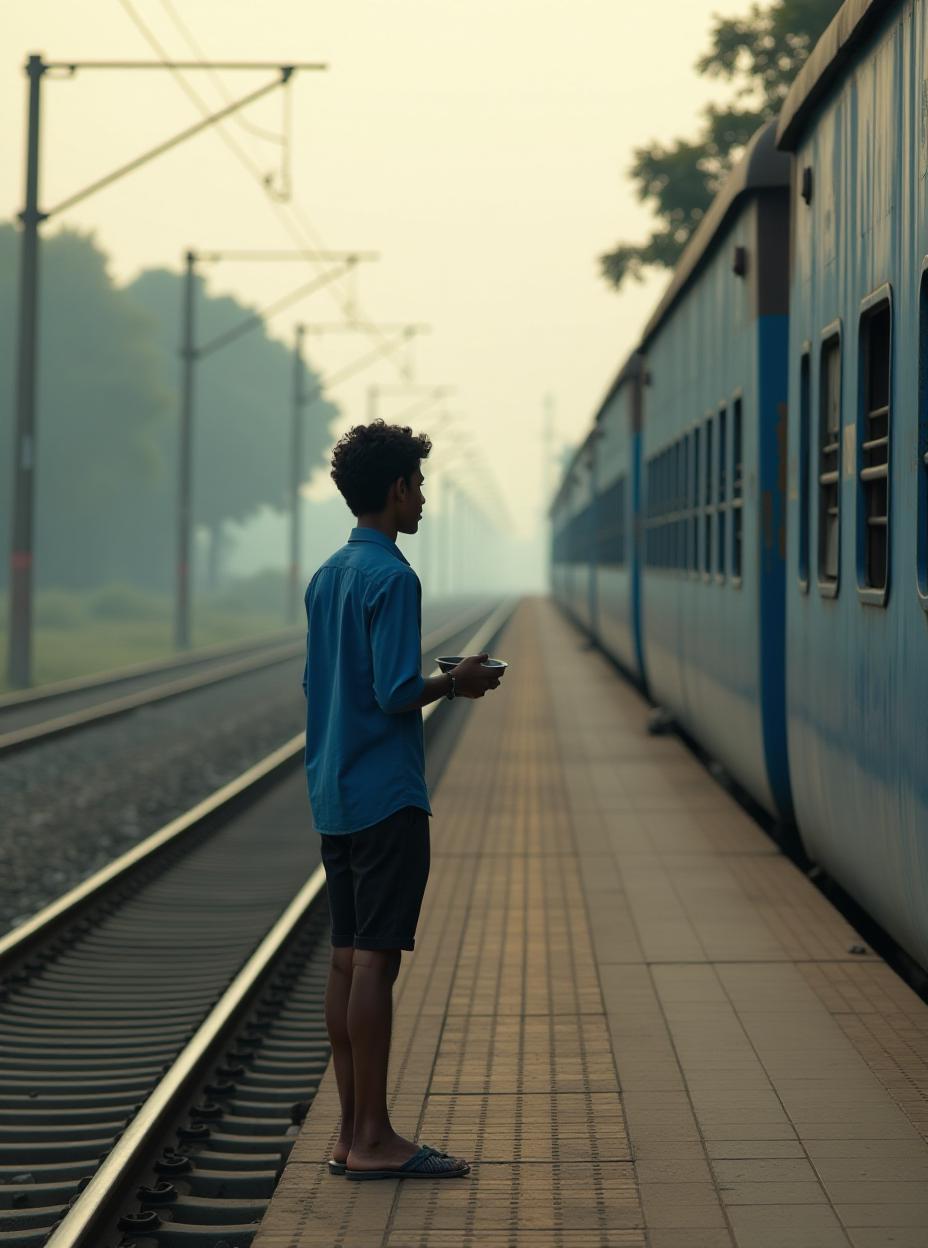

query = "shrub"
88;583;170;622
35;590;87;629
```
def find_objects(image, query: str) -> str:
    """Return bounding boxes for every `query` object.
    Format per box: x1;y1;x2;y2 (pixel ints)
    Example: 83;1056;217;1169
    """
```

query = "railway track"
0;598;494;757
0;599;516;1248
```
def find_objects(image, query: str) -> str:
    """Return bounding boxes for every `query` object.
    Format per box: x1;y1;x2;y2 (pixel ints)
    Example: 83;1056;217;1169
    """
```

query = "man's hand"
452;653;504;699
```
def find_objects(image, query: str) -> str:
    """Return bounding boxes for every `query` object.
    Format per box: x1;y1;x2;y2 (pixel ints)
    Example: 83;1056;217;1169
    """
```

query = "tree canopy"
0;226;170;590
127;266;339;579
0;225;339;592
600;0;842;290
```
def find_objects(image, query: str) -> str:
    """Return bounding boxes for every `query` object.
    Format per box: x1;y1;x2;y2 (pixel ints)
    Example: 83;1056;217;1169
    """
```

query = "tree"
0;225;172;590
0;225;340;596
600;0;842;290
127;268;340;588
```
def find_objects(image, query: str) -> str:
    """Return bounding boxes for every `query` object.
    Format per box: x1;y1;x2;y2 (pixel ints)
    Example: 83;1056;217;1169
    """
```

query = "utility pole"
8;54;44;689
175;251;197;650
172;249;374;649
289;323;306;624
6;54;325;687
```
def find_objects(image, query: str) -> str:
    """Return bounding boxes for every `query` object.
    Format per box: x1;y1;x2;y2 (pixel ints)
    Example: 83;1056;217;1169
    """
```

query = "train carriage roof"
549;349;645;518
777;0;896;150
593;349;643;426
638;120;789;351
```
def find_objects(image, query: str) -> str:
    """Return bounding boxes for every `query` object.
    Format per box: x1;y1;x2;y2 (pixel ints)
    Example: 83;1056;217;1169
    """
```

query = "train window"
857;292;892;604
619;475;627;566
674;440;683;569
798;347;811;592
919;266;928;606
660;450;666;568
717;405;727;580
670;442;677;569
692;428;700;573
704;415;714;578
732;397;743;585
818;328;842;594
617;476;626;565
596;475;627;568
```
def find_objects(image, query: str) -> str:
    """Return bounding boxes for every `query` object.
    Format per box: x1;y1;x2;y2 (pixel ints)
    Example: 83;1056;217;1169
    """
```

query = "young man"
302;420;502;1181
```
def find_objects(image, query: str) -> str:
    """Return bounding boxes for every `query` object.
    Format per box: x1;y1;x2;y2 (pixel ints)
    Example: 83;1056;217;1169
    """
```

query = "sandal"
345;1144;469;1181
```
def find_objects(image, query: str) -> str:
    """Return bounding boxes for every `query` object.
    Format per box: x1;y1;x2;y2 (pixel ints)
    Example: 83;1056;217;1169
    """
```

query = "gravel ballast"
0;599;491;934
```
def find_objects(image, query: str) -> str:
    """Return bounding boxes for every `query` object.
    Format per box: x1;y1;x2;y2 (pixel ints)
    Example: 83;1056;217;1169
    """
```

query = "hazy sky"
2;1;738;540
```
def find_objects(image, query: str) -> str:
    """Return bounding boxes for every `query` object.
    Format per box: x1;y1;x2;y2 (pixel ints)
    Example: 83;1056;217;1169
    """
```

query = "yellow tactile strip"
255;600;644;1247
255;598;928;1248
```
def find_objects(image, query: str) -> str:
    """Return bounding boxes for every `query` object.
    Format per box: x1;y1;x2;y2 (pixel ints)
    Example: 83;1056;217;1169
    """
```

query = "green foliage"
208;568;289;619
0;225;340;596
0;225;172;589
0;581;291;692
127;268;340;543
697;0;840;107
88;583;171;622
34;590;87;629
600;0;842;290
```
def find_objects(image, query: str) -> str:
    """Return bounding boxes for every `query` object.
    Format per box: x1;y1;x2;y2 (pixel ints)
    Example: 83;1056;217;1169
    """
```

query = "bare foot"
332;1133;352;1166
346;1130;422;1172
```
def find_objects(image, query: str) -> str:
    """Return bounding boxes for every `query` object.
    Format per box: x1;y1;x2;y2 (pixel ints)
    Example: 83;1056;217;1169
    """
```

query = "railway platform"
254;597;928;1248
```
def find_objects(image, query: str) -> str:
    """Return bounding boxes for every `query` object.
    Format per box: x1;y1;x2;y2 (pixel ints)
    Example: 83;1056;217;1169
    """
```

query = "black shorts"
320;806;430;952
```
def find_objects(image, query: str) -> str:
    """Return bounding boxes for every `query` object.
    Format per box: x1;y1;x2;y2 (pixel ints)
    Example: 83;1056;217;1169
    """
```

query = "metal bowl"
435;656;508;674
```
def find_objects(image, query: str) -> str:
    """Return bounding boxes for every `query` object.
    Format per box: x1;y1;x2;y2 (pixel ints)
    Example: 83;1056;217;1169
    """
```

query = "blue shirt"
302;527;431;834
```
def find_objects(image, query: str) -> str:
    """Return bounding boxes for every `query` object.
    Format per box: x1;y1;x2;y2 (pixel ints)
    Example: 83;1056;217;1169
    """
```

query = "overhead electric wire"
158;0;288;146
116;0;410;369
114;0;513;521
115;0;274;187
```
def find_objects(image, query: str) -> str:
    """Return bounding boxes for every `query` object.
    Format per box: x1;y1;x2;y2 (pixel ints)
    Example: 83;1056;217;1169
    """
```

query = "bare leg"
324;946;356;1164
345;948;419;1170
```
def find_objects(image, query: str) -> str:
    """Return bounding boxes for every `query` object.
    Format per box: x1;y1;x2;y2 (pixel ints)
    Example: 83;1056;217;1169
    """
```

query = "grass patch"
0;579;294;692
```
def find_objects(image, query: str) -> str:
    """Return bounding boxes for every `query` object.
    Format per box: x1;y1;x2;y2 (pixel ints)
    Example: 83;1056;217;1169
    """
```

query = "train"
550;0;928;972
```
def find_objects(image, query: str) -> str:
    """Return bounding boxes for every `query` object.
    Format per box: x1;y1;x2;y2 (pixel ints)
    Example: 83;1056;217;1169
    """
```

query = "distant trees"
600;0;842;291
0;226;170;590
127;268;338;589
0;225;338;592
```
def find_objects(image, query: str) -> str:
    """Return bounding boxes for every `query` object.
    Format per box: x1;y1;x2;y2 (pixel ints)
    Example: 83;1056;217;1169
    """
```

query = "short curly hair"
330;420;432;516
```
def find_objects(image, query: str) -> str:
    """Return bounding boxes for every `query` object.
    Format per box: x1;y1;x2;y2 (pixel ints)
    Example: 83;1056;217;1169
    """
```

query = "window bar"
732;398;743;582
819;334;841;588
860;303;890;592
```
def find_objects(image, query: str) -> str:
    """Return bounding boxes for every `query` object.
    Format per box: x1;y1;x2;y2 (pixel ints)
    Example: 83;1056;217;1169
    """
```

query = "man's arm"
396;655;502;712
400;672;454;711
368;573;504;713
369;571;428;713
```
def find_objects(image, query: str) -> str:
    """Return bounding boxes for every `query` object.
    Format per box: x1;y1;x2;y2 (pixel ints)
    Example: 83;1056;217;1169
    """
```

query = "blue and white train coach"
636;120;794;824
550;353;646;684
776;0;928;969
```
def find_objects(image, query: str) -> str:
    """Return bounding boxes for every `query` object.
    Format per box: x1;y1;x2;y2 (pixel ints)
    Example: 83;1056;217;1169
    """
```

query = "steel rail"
0;639;305;756
0;628;302;712
0;600;510;970
30;595;518;1248
0;600;496;757
42;865;327;1248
